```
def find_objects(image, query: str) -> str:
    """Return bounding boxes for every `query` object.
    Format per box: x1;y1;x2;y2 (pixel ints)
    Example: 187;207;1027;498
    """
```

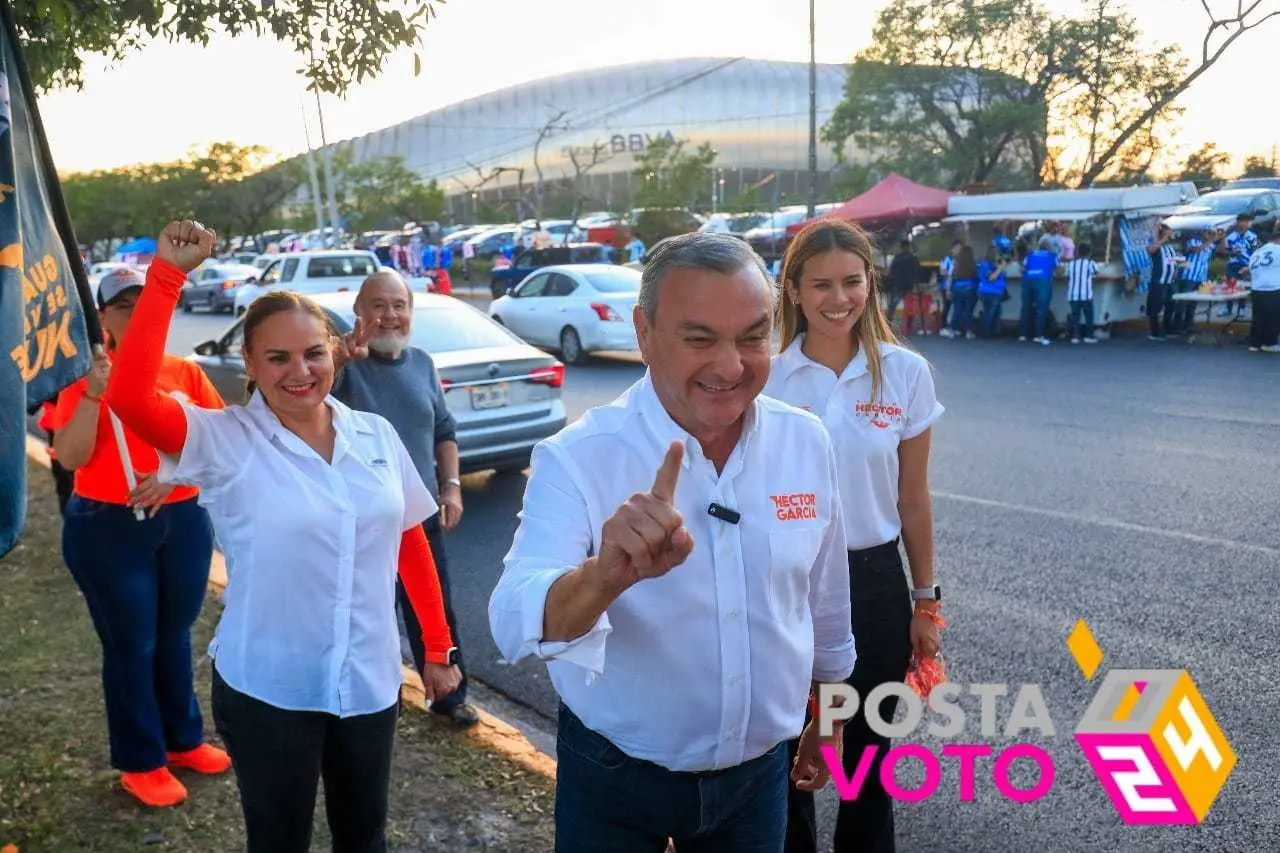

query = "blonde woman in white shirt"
765;220;944;853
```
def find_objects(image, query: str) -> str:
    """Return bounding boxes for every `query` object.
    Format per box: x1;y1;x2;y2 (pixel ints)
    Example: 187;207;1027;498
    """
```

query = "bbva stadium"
326;57;854;214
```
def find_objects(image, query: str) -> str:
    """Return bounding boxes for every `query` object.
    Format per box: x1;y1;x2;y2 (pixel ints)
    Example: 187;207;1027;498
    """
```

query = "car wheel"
492;315;504;325
236;305;246;317
560;326;587;365
181;295;192;313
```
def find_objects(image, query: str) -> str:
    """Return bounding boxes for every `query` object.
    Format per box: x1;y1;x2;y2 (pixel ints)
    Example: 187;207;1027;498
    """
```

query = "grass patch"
1;459;556;852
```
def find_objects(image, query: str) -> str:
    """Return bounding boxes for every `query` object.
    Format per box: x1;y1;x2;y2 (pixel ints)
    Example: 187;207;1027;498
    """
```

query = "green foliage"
61;142;305;246
337;154;446;232
13;1;444;95
1240;155;1278;179
823;0;1211;191
1178;143;1231;187
632;138;717;211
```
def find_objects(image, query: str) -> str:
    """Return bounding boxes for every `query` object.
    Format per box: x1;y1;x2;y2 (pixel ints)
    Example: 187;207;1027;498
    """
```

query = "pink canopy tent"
787;173;953;234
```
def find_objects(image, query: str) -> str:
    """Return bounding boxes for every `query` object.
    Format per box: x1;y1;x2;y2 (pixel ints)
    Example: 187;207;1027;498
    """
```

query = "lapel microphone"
707;502;741;525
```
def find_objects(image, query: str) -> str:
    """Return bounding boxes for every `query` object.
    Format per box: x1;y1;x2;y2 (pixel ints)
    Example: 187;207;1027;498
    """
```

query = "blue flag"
0;4;98;558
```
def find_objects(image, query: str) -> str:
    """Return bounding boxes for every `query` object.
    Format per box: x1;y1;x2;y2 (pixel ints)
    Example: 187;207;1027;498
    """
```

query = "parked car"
489;264;641;364
179;263;261;314
490;243;611;297
188;292;567;475
232;250;381;315
1162;189;1280;238
465;227;520;260
1220;177;1280;192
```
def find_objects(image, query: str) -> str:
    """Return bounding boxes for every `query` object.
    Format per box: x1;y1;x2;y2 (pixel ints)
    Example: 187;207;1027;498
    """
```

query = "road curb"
24;435;555;781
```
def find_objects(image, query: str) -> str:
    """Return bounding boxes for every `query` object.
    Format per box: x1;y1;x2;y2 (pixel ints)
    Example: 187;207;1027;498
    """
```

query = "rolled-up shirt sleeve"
810;439;855;683
156;403;252;494
488;440;612;680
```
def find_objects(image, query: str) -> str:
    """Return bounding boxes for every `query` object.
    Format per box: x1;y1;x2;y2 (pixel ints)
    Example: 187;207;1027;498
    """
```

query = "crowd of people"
45;213;949;852
879;211;1280;352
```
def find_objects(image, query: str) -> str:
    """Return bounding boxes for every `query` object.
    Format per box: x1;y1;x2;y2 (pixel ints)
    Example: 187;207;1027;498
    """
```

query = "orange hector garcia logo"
1068;619;1236;824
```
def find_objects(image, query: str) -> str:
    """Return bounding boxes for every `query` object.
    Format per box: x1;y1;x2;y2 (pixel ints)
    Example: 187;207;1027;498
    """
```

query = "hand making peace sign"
332;315;374;373
591;441;695;593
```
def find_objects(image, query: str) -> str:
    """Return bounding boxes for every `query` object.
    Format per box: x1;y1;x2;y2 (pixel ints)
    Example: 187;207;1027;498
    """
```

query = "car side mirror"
1255;210;1268;219
193;339;219;356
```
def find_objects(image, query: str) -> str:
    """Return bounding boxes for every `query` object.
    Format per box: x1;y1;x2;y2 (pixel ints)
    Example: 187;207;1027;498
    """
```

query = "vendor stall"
943;183;1199;334
787;173;953;236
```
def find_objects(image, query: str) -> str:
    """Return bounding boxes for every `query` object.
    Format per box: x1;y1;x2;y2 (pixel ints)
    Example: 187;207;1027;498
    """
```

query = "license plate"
470;383;509;410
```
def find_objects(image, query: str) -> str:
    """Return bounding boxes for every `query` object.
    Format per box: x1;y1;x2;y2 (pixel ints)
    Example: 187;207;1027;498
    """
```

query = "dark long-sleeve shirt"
332;346;458;501
886;252;923;294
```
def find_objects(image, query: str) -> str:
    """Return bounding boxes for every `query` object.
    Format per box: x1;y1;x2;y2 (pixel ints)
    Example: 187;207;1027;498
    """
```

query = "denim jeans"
786;541;913;853
1069;300;1095;339
1146;279;1172;337
1019;277;1053;338
979;294;1003;338
555;703;789;852
211;668;399;853
397;513;467;711
61;495;214;772
949;288;976;333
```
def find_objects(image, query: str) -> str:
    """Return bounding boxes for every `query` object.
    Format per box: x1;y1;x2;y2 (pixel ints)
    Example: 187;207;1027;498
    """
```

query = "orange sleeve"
185;360;226;411
103;258;189;454
398;525;454;665
50;379;88;431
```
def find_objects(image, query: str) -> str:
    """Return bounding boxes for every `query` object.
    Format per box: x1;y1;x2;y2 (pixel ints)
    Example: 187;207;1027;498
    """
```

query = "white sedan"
488;264;641;364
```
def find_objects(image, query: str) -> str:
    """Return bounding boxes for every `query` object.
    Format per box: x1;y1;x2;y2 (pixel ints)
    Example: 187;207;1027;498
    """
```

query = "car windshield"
1181;195;1257;214
584;270;641;293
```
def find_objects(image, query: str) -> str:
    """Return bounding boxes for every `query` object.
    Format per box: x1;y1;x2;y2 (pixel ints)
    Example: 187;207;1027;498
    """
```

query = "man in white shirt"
489;233;855;852
1243;229;1280;352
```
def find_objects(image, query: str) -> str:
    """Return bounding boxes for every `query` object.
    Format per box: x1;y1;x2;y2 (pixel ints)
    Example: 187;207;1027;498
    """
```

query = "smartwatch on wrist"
910;585;942;602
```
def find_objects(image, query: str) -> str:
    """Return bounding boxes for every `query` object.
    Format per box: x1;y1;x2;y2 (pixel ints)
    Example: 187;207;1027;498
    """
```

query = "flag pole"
0;0;102;348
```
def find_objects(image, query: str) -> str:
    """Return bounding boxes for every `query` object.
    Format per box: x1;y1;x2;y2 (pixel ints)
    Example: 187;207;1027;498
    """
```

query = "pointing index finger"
650;441;683;503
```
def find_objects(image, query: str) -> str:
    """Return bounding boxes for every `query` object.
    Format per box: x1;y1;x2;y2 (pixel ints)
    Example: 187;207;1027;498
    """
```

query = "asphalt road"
161;308;1280;852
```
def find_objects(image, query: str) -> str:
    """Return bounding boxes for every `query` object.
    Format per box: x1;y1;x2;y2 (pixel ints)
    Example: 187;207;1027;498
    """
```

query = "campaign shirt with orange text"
51;354;225;505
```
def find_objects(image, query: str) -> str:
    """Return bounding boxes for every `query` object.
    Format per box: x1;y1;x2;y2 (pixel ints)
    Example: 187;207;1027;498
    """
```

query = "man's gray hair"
637;232;774;322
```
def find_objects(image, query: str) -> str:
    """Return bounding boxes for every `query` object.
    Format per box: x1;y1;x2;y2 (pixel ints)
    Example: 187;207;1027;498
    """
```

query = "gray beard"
368;334;409;359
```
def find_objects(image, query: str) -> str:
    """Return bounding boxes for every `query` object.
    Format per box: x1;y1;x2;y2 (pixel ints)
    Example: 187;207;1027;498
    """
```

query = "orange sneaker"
167;743;231;775
121;768;187;807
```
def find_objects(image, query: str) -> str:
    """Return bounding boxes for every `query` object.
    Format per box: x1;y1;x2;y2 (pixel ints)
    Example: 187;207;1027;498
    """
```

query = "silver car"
189;292;568;474
180;263;262;314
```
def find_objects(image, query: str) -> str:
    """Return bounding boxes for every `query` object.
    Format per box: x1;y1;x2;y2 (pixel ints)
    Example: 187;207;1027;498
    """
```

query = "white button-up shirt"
158;392;436;717
488;374;855;773
764;337;944;551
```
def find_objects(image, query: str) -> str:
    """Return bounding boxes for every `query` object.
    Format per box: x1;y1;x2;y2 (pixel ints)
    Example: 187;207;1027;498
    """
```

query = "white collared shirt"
158;392;436;716
488;374;855;773
765;337;944;551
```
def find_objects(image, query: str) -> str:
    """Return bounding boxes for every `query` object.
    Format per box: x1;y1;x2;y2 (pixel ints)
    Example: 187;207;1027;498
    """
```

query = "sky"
35;0;1280;176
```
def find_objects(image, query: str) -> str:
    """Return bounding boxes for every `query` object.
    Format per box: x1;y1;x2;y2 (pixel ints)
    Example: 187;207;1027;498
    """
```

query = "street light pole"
807;0;818;218
300;98;324;234
306;34;341;243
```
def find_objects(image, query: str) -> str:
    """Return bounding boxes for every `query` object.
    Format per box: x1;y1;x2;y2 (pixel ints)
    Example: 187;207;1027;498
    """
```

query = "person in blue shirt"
440;244;453;271
992;225;1014;261
1221;214;1259;282
421;242;439;273
942;243;979;339
976;248;1008;338
1019;237;1059;345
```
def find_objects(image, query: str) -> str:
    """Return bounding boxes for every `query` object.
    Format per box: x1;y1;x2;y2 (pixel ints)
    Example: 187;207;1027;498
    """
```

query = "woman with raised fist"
105;220;461;852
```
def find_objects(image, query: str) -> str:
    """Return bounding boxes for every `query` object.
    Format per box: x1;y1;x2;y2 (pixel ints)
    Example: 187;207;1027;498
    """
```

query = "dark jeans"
397;512;467;711
45;429;74;514
940;293;953;330
61;495;214;772
1166;282;1196;334
979;293;1003;338
1251;289;1280;348
1069;299;1095;339
1147;279;1173;337
554;703;789;852
949;289;975;333
884;290;906;325
1019;277;1053;339
211;668;399;853
786;541;913;853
